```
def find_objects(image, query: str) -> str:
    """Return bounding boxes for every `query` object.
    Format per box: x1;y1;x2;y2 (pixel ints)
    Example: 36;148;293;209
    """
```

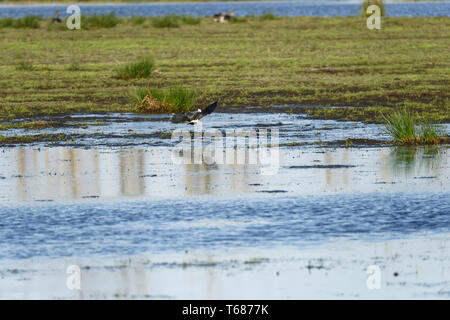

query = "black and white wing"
189;101;218;122
201;101;218;116
172;101;218;124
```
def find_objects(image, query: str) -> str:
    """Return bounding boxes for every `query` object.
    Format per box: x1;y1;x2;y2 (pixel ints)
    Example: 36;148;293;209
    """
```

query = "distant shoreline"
0;0;448;6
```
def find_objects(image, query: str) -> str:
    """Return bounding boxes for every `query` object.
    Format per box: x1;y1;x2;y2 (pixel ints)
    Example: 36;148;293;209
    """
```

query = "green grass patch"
67;61;82;71
132;86;196;113
230;16;248;23
150;15;201;28
259;11;277;21
15;61;35;71
181;16;201;25
46;20;67;31
0;15;41;29
382;108;444;145
129;16;146;25
0;133;70;145
114;56;155;80
417;120;444;145
0;120;107;131
0;17;449;123
82;13;120;29
151;16;180;28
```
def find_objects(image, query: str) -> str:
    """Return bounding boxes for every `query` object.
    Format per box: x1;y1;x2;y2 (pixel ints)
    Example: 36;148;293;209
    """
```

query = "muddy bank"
0;112;398;148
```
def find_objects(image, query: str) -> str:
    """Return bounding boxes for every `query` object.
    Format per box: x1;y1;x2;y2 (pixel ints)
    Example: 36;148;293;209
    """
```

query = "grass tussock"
67;61;82;71
259;11;277;21
82;13;120;29
362;0;386;17
0;16;41;29
382;109;444;145
115;56;155;80
130;16;146;25
46;20;67;31
181;16;201;25
151;15;201;28
0;17;449;123
16;61;35;71
131;86;196;113
230;16;248;23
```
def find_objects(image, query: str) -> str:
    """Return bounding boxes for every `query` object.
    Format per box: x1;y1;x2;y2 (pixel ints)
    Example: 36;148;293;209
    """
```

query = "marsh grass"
130;16;146;25
417;120;444;145
82;13;120;29
16;61;35;71
47;20;67;31
67;61;82;71
132;86;196;113
231;16;248;23
362;0;386;17
382;109;444;145
181;16;201;25
0;16;41;29
1;17;449;123
259;11;277;21
115;56;155;80
0;18;14;28
151;15;201;28
151;16;180;28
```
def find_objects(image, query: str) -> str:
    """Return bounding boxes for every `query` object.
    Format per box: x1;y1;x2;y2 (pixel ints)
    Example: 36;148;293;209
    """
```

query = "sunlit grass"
382;109;444;145
67;61;82;71
259;11;277;21
115;56;155;80
231;16;248;23
151;16;180;28
0;16;448;123
181;16;201;25
417;120;444;145
0;15;41;29
82;13;120;29
129;16;146;25
15;61;35;71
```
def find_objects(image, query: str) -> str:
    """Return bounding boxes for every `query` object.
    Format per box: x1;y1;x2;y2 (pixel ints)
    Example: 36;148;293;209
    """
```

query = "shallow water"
0;135;448;260
0;111;396;148
1;1;450;18
0;112;448;299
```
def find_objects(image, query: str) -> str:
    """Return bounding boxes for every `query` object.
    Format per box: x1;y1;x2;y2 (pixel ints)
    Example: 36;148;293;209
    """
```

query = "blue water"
0;192;449;260
0;1;449;18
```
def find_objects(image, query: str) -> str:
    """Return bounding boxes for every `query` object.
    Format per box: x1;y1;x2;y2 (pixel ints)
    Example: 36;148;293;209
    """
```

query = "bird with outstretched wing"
170;101;218;124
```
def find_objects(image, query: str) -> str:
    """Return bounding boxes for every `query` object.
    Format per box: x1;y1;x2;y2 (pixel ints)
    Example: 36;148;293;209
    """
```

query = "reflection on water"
389;146;445;178
0;146;447;204
0;148;260;203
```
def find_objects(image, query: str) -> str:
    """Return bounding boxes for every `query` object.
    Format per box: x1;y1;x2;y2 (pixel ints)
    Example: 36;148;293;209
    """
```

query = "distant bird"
213;12;236;23
52;10;62;23
170;101;218;124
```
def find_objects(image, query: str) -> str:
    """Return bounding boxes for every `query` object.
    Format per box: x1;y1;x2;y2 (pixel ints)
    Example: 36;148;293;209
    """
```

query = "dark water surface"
1;1;450;18
0;192;449;260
